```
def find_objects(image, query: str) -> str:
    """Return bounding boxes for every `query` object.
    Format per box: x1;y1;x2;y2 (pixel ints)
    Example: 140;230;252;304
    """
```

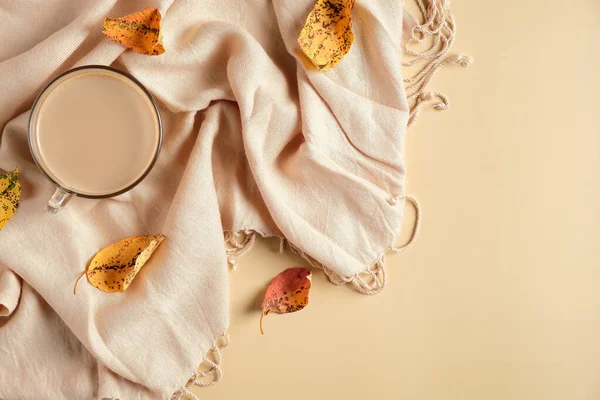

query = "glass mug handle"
47;187;72;213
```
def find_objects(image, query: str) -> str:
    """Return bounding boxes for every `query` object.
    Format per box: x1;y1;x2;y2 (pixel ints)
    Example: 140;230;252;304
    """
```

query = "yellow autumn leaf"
0;168;21;231
102;8;165;55
298;0;356;71
74;234;165;294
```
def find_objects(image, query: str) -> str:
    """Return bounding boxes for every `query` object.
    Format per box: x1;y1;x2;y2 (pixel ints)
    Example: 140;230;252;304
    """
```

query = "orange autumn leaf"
260;267;312;335
298;0;356;71
102;8;165;55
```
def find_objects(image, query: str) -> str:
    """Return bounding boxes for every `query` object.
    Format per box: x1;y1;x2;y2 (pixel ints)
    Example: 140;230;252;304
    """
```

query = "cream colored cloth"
0;0;455;398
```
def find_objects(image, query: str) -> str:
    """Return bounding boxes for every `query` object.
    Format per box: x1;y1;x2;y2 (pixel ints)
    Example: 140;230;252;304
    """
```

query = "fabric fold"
0;265;20;317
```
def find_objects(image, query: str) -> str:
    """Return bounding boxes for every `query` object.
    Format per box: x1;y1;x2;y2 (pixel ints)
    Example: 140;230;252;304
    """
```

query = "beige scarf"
0;0;469;398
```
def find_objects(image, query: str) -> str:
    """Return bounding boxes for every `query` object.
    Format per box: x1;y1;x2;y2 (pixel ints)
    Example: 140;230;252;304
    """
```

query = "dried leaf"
102;8;165;55
260;267;312;334
0;168;21;231
298;0;356;71
74;235;165;294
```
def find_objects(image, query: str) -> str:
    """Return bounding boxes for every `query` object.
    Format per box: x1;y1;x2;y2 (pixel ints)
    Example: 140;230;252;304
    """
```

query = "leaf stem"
73;271;86;295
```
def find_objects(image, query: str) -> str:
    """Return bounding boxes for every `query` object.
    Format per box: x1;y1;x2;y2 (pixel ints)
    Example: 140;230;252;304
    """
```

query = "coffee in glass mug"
28;66;162;212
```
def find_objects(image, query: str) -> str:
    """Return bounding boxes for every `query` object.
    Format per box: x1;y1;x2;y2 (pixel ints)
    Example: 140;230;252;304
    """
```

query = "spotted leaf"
298;0;356;71
0;168;21;231
74;235;165;294
260;267;312;334
102;8;165;55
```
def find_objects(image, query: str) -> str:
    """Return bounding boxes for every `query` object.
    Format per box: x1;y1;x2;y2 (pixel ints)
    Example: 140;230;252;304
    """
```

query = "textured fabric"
0;0;410;398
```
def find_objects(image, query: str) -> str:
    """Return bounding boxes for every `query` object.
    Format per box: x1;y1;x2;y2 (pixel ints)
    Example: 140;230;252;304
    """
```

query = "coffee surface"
32;69;160;196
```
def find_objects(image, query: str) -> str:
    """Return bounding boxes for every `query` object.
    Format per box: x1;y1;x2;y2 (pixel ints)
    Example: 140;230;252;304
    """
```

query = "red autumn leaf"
260;267;312;335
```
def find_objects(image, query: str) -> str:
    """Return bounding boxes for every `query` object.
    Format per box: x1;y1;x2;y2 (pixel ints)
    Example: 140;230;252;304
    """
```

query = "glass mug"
28;66;162;212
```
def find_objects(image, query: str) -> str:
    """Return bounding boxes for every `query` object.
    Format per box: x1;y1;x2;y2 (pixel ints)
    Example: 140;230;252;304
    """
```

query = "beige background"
195;1;600;399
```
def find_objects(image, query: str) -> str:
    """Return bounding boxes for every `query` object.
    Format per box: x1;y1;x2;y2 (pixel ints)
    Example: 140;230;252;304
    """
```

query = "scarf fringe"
224;196;421;295
224;230;258;269
404;0;473;127
171;333;230;400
